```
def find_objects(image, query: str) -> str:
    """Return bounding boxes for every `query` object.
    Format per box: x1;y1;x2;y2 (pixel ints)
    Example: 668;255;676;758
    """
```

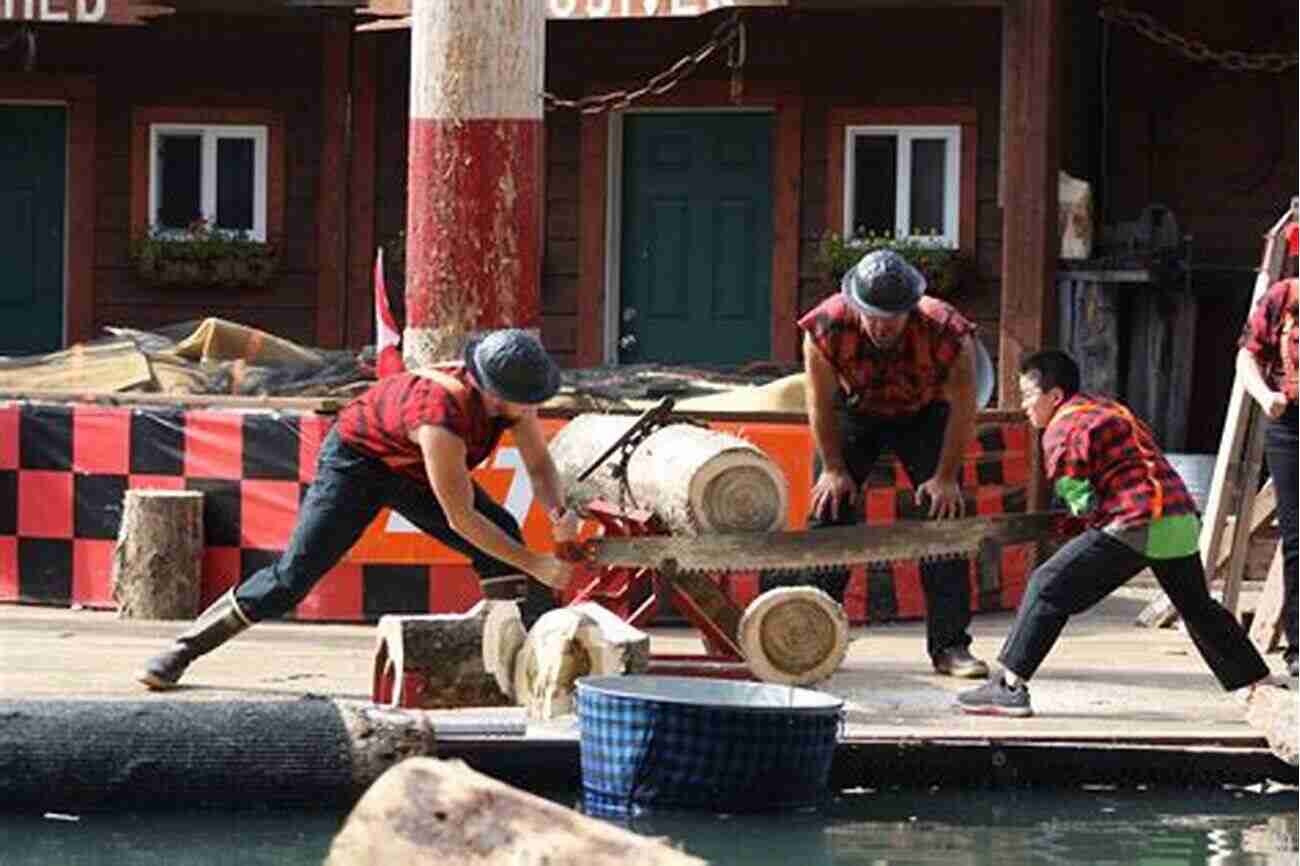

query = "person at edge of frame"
793;247;990;679
1236;219;1299;678
957;349;1277;717
136;328;580;691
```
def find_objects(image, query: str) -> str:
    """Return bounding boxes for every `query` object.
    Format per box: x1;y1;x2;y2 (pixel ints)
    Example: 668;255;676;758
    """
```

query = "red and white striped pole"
404;1;545;367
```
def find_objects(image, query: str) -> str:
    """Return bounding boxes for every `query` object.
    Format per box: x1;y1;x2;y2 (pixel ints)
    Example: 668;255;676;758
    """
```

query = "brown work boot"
932;646;990;679
136;590;252;690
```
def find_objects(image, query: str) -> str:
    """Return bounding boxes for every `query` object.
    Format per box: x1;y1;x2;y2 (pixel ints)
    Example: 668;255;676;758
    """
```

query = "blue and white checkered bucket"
576;675;843;816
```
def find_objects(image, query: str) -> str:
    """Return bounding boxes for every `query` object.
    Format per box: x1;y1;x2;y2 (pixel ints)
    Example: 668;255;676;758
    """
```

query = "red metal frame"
566;499;754;680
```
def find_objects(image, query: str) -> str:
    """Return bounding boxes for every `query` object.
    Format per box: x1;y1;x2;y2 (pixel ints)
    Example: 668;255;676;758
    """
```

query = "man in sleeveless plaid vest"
796;249;990;679
138;329;579;690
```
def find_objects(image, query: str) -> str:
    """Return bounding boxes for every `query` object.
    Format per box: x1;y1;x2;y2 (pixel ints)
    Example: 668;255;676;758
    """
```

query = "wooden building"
1;0;1295;444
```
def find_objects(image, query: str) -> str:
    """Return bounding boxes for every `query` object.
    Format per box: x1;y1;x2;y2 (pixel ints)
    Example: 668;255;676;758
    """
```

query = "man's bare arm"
414;424;549;581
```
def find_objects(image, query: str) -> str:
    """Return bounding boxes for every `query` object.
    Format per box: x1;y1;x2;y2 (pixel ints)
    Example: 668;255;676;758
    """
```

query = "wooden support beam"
346;33;379;350
316;13;351;349
997;0;1062;405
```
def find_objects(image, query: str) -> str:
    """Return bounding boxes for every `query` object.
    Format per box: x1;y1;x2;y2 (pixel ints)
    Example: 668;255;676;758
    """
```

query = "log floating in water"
324;757;705;866
112;489;204;620
549;413;788;535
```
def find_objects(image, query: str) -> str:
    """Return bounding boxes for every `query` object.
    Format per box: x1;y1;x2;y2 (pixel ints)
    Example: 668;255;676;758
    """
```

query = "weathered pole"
404;1;545;367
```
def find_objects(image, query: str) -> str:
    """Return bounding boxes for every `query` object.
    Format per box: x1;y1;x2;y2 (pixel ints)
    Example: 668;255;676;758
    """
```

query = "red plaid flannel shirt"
335;365;509;483
1043;394;1198;530
797;294;975;416
1239;278;1299;401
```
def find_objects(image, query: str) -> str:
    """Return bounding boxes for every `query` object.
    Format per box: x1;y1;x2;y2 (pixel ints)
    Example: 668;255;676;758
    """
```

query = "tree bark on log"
325;757;705;866
374;601;524;710
514;602;650;720
549;414;788;535
112;489;204;620
0;699;436;811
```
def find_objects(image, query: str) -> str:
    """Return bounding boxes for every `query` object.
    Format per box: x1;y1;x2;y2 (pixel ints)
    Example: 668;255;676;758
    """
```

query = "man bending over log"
957;349;1273;717
796;249;989;679
137;329;580;691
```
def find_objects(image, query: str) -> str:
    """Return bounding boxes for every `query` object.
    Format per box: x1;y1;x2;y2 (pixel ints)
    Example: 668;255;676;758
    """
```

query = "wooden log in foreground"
112;489;204;620
738;587;850;686
325;757;704;866
514;602;650;720
1246;685;1298;767
374;601;525;709
549;413;788;535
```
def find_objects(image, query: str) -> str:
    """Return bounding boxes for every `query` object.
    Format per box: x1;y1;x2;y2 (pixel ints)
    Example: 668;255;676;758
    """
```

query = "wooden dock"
3;586;1294;790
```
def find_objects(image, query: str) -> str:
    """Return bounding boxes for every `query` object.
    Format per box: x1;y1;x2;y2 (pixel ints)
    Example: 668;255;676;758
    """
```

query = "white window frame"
842;124;961;248
148;123;269;241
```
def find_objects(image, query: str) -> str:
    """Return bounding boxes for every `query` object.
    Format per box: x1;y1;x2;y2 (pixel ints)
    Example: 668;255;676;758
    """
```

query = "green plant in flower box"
131;218;278;289
816;229;971;299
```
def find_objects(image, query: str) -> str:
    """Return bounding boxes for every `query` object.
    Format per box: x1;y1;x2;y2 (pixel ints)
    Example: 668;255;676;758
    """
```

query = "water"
0;787;1295;865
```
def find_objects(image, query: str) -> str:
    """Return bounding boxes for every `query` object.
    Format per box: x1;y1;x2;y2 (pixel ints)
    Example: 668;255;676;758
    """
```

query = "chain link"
544;10;746;115
1100;4;1296;73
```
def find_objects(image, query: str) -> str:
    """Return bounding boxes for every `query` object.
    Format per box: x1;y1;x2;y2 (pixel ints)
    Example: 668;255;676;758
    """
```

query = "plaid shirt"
334;365;509;483
1043;394;1198;530
1239;278;1299;401
797;294;974;416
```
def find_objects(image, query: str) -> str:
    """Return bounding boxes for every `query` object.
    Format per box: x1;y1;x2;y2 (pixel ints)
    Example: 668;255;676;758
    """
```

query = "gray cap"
841;249;926;317
464;329;561;405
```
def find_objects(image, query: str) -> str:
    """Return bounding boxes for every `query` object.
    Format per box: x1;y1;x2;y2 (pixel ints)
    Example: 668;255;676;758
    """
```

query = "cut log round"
737;586;850;686
112;489;204;620
373;600;521;710
325;757;705;866
549;413;788;535
513;602;650;720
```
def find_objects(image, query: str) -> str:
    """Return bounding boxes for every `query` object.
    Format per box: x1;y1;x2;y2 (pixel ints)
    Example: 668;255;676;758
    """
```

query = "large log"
0;699;436;811
513;602;650;720
112;489;204;620
549;413;789;535
373;601;524;709
325;758;705;866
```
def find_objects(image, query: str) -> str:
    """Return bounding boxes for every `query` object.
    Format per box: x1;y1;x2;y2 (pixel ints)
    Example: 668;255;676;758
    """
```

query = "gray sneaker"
956;677;1033;718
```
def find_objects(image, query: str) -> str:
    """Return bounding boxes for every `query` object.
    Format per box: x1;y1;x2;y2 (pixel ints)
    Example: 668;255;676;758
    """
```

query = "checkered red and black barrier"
0;401;1039;624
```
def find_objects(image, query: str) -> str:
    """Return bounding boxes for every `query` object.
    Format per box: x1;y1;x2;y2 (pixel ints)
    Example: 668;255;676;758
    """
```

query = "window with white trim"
149;124;268;240
842;125;961;247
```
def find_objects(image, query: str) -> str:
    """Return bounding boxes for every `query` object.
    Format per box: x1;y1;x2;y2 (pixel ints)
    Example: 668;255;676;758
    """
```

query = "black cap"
464;329;561;405
841;249;926;317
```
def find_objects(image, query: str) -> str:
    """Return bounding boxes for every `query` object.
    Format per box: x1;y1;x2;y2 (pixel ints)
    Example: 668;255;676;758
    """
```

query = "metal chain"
544;10;746;115
1099;4;1296;73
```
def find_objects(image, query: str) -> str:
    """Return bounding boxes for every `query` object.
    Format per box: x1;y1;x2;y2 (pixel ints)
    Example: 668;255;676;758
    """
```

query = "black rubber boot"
136;591;252;691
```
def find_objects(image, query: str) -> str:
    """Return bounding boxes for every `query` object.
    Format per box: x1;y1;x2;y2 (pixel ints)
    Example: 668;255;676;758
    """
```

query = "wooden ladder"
1137;200;1295;653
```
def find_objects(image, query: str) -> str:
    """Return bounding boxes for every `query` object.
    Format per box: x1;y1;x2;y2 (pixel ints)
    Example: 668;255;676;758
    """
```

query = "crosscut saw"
579;510;1070;576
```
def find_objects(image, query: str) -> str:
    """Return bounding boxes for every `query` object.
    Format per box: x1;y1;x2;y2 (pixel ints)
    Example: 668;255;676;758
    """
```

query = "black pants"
999;529;1269;690
1265;405;1298;662
767;401;972;658
234;430;558;627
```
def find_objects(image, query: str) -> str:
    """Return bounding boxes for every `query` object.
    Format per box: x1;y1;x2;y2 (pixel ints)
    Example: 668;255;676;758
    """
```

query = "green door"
0;106;65;355
620;113;772;364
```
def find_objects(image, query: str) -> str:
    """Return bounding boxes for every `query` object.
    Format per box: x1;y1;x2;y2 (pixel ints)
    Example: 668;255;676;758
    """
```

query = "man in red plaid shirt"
958;350;1272;717
138;329;579;691
797;248;990;678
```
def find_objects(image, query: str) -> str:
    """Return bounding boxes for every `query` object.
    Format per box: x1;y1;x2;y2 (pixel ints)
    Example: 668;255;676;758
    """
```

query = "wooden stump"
513;602;650;720
111;489;204;620
325;757;705;866
373;601;524;710
737;587;850;685
549;414;788;535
